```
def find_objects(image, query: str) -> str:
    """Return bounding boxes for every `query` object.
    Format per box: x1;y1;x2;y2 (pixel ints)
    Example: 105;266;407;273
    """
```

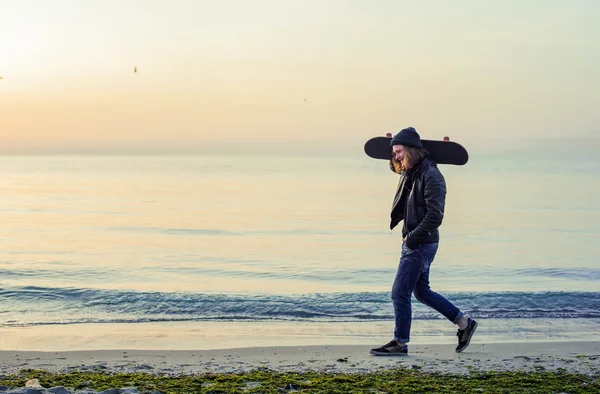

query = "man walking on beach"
370;127;477;356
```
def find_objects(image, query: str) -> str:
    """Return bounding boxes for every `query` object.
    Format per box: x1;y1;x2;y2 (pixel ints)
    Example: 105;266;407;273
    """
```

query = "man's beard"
391;157;404;173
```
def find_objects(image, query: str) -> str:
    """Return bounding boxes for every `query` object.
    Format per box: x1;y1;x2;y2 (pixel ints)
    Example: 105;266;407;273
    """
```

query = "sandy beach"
1;320;599;376
1;341;598;377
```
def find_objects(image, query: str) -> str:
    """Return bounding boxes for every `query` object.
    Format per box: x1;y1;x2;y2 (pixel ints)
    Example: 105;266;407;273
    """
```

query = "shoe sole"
455;320;478;353
369;350;408;356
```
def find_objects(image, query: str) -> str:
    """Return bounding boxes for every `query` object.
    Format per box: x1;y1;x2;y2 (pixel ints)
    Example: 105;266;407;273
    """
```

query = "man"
370;127;477;356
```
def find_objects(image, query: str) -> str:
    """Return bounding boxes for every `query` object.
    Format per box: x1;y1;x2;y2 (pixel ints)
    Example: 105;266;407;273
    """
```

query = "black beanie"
390;127;423;149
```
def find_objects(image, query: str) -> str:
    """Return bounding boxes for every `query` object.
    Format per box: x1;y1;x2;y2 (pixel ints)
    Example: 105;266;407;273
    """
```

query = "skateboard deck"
364;136;469;165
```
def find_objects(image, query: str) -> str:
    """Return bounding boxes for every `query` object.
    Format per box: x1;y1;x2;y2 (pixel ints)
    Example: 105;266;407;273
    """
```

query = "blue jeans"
392;242;463;343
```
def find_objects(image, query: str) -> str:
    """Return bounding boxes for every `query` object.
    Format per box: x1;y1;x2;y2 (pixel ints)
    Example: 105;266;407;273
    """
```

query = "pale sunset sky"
0;0;599;154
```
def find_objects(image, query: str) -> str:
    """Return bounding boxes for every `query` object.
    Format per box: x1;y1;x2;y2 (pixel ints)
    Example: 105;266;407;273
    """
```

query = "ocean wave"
1;286;599;327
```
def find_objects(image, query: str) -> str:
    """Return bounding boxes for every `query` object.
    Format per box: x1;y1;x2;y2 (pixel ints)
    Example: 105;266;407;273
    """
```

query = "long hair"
391;147;428;173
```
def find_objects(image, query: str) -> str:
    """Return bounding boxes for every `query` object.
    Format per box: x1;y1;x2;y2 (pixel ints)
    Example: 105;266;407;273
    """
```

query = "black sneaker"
370;340;408;356
455;318;478;353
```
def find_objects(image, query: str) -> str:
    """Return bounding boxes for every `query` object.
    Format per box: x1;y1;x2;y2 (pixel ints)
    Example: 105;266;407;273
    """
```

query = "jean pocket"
402;244;419;255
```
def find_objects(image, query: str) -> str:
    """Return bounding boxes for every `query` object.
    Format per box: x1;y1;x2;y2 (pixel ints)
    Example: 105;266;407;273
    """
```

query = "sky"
1;0;599;154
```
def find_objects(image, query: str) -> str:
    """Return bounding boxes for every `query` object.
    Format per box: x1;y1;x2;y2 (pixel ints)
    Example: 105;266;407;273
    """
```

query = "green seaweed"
0;368;598;393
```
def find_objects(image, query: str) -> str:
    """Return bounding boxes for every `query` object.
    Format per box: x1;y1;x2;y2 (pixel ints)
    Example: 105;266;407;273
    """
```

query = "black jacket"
389;157;446;249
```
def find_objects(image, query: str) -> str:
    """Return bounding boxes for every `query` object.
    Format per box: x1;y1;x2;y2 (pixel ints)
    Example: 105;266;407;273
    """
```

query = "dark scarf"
391;167;416;217
389;156;426;230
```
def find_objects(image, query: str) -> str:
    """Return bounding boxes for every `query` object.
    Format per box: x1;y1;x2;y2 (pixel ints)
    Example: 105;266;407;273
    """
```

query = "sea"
1;149;599;348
